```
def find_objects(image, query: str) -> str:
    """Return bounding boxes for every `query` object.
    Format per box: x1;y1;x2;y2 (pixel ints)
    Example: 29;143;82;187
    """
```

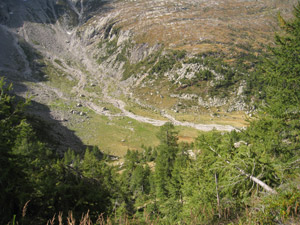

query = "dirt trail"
162;112;235;131
106;94;236;131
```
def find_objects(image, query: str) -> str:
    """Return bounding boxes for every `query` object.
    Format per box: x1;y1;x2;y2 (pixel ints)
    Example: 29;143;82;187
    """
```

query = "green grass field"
70;111;161;156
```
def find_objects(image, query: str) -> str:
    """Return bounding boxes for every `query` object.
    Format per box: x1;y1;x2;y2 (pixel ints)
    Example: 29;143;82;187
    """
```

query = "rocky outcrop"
198;96;227;108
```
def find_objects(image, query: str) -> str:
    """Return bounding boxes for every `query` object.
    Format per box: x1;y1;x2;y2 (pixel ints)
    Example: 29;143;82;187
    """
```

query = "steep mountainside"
0;0;297;154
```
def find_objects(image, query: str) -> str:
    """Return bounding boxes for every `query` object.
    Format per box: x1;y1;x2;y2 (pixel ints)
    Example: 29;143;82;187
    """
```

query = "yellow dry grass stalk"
46;214;56;225
79;210;92;225
58;212;63;225
22;200;31;218
67;211;76;225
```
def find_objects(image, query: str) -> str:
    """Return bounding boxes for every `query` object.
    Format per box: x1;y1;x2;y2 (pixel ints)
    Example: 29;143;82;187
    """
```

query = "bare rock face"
0;0;58;27
0;27;23;72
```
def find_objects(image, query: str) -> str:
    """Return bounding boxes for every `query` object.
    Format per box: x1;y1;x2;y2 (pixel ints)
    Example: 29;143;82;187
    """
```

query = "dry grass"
124;100;167;121
171;110;248;128
109;0;298;54
44;210;152;225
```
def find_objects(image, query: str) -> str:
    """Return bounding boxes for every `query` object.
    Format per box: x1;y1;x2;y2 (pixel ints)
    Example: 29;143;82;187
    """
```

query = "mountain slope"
0;0;297;154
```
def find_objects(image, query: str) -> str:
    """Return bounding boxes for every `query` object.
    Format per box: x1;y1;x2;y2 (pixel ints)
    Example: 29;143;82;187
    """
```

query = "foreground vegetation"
2;3;300;225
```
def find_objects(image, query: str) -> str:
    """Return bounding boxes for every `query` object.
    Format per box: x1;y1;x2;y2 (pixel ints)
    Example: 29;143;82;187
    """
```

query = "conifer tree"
0;79;32;223
263;3;300;118
154;123;179;199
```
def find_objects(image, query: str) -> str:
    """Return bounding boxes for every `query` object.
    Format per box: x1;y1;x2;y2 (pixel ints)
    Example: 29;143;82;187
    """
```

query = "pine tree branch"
207;145;277;194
